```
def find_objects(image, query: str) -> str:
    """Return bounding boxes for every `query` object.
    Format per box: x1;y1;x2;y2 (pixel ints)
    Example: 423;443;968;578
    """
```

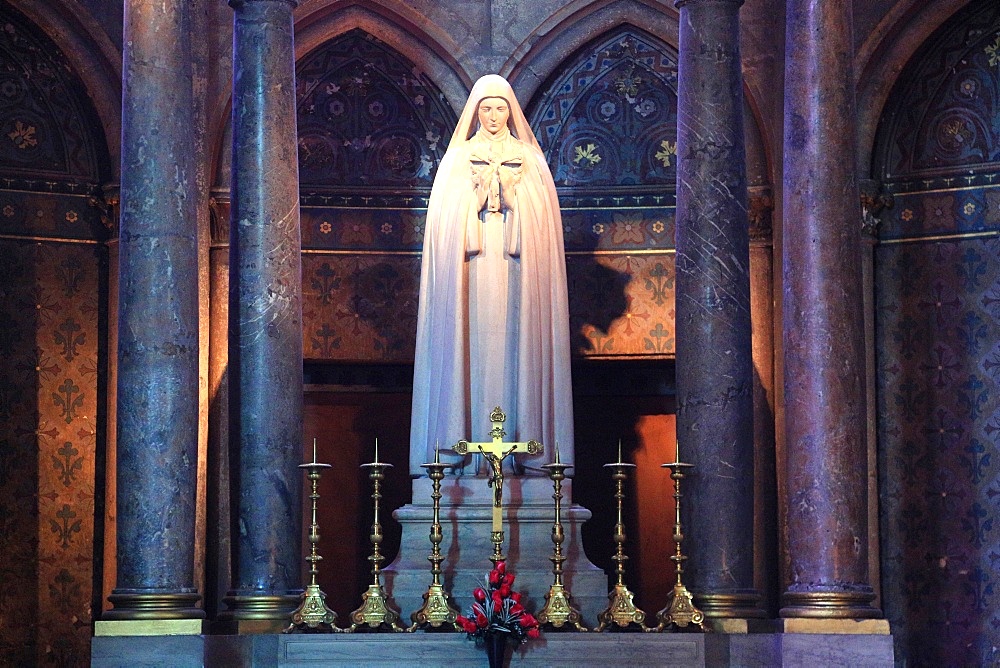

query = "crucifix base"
384;477;608;628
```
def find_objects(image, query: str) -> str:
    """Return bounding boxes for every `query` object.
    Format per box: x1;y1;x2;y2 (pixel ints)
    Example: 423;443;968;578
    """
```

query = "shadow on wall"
569;258;631;357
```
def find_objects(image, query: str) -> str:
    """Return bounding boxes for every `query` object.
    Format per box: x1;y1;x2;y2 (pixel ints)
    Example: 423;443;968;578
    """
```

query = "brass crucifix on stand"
453;406;543;565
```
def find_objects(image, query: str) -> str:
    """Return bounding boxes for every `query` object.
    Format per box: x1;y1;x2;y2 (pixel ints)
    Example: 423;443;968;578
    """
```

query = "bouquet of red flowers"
457;561;540;660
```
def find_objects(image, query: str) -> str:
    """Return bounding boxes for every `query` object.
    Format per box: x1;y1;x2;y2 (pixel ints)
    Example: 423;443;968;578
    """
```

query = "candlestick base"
407;584;461;632
650;583;705;632
285;583;341;633
594;584;646;631
348;583;405;633
538;583;588;631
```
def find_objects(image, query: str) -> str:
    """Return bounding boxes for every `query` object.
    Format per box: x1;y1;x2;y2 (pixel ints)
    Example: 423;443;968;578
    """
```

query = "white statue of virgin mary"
409;74;574;475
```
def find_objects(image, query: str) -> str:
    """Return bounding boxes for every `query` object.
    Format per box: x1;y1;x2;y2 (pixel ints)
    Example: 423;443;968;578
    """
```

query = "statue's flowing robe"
409;75;574;474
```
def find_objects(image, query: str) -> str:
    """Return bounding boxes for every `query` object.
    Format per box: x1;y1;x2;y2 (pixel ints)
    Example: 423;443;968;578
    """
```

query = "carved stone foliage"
877;2;1000;178
0;4;107;182
296;29;455;190
529;28;679;190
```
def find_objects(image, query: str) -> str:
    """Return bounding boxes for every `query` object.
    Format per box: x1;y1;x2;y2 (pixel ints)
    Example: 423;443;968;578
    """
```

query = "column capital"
859;178;893;240
88;183;120;238
675;0;744;9
229;0;298;9
208;187;230;247
748;186;774;244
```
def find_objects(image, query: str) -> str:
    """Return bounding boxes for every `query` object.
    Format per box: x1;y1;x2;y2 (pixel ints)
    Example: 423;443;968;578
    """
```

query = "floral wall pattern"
875;3;1000;665
296;31;448;362
0;3;108;664
298;28;680;363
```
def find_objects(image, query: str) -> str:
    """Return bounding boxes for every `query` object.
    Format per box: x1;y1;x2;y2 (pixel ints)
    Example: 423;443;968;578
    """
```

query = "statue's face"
477;97;510;135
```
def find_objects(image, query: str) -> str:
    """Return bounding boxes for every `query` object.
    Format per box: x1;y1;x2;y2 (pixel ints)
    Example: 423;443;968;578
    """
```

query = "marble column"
221;0;304;624
781;0;879;618
206;189;232;620
749;187;779;615
673;0;762;618
105;0;202;620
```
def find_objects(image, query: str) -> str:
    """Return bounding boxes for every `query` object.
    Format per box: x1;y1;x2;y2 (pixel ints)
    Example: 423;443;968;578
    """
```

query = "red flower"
503;573;515;587
491;590;504;610
499;583;511;598
457;615;478;634
474;608;488;628
510;603;524;616
489;569;502;586
520;613;537;628
496;561;506;574
510;591;521;604
473;587;487;603
527;627;540;639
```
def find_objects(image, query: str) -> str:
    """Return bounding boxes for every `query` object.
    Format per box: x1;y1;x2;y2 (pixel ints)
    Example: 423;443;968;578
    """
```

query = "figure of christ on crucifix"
453;407;543;564
481;444;517;509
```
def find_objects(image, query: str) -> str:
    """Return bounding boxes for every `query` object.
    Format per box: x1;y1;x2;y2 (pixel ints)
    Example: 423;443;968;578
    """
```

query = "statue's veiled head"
449;75;543;156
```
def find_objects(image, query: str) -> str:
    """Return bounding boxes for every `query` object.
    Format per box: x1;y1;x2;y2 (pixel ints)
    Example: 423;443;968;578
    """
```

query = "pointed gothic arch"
3;0;119;177
857;0;980;174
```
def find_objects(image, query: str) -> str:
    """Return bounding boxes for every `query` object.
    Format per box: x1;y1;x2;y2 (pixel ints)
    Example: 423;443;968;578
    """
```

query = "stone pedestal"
385;477;608;627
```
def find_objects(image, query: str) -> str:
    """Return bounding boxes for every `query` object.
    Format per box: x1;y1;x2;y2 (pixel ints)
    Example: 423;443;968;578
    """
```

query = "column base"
703;618;781;634
94;619;206;636
103;591;205;620
695;590;767;619
217;592;301;630
780;618;890;635
780;588;881;619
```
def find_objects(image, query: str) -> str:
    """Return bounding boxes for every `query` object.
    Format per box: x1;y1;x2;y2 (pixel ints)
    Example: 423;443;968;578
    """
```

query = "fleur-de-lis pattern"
876;6;1000;665
0;233;100;665
0;15;105;658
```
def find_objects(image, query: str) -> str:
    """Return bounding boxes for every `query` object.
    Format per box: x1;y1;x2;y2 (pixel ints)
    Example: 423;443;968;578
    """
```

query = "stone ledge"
92;630;895;667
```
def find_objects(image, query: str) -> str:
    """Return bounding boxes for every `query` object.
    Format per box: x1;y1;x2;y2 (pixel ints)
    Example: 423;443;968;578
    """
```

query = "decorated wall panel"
0;234;104;666
875;3;1000;665
532;28;679;359
296;29;453;191
298;28;680;363
0;4;108;664
0;2;107;181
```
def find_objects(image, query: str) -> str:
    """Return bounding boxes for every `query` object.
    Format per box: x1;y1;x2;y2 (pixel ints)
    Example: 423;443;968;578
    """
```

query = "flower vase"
484;633;510;668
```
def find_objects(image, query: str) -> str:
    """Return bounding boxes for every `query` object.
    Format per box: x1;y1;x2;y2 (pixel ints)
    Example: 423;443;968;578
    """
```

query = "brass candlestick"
348;441;405;632
538;444;587;631
408;445;461;631
650;461;705;632
286;440;341;633
596;442;646;632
